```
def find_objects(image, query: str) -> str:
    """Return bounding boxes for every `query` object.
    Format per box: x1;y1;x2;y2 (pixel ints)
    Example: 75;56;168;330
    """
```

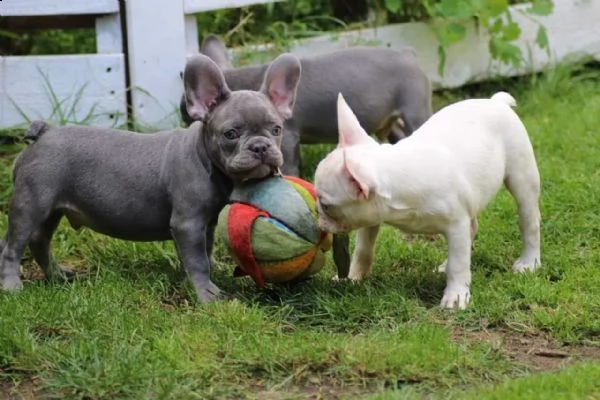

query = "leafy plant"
380;0;554;75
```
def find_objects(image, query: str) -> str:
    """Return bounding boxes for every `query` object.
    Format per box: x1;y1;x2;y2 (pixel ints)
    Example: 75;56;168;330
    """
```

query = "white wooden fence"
0;0;279;130
1;0;599;130
275;0;600;90
0;0;126;128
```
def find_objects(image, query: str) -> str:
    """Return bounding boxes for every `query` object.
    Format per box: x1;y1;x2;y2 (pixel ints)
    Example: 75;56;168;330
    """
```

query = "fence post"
124;0;187;129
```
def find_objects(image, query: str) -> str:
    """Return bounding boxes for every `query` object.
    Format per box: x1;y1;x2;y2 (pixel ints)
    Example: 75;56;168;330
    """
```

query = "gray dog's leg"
0;189;49;290
170;214;221;302
332;234;351;279
205;215;218;259
28;212;75;281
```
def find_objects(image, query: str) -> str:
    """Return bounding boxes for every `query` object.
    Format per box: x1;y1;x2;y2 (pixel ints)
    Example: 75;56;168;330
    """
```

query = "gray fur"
182;36;433;176
0;53;301;303
201;34;233;70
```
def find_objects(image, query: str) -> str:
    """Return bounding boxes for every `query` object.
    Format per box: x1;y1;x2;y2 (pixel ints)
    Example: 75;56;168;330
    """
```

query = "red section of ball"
226;203;269;288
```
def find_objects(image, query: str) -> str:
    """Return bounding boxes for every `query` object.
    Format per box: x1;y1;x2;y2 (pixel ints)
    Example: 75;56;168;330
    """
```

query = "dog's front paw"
440;285;470;310
331;275;349;282
347;271;367;282
347;262;371;282
1;276;23;292
195;280;223;303
512;257;540;273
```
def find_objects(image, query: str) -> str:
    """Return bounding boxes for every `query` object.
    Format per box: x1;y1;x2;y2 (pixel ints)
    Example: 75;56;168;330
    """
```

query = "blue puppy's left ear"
260;53;302;120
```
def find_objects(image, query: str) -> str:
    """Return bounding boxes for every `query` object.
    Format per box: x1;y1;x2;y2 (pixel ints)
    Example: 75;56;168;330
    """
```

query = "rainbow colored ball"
217;175;332;287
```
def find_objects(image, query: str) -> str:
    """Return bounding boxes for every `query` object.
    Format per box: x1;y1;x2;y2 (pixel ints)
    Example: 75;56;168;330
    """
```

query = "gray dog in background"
0;53;301;303
181;35;433;176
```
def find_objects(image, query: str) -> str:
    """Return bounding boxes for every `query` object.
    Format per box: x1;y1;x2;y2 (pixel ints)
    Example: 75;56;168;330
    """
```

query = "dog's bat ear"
200;34;232;70
260;53;301;120
342;149;373;201
337;93;377;148
183;54;232;122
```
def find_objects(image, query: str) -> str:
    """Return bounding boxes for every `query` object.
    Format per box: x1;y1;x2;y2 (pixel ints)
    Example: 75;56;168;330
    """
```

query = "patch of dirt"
450;326;600;372
0;378;370;400
19;260;92;284
252;382;372;400
0;375;42;400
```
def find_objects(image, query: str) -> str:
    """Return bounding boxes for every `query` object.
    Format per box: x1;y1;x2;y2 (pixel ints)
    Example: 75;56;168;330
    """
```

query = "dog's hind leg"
28;211;75;282
0;192;51;291
504;167;541;272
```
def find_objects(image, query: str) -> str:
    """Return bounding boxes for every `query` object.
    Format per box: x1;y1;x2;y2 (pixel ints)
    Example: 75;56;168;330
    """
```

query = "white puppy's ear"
337;93;378;148
342;150;376;200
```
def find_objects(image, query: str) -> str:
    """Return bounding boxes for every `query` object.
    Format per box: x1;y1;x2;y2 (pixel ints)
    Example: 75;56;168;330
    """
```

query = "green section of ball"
217;204;232;249
230;176;320;244
251;217;314;261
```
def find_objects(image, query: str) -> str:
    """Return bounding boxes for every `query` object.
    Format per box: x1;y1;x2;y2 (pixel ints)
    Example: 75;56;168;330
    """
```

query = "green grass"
1;63;600;399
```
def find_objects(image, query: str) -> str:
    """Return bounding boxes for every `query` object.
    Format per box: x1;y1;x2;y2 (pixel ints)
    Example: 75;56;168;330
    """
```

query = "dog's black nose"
248;141;270;155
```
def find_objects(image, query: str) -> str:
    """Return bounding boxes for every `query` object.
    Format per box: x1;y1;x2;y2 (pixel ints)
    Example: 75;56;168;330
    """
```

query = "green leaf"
384;0;402;14
501;20;521;41
486;0;509;17
528;0;554;16
488;17;504;34
437;45;447;77
435;0;476;19
0;29;21;40
436;21;467;47
489;37;522;67
535;25;549;49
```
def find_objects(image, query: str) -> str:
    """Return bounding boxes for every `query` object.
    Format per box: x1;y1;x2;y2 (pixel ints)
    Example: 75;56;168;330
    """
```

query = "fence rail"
0;0;125;128
0;0;119;16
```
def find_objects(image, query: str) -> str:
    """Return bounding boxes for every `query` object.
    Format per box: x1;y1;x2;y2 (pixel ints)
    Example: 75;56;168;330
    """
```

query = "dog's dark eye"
224;129;239;140
272;126;282;136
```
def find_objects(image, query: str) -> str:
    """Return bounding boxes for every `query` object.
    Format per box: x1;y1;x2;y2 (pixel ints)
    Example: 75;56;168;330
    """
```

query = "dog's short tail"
25;120;50;141
490;91;517;108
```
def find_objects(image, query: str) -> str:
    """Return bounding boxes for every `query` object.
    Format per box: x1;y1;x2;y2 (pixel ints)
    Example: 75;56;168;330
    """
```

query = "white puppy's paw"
440;285;471;310
346;261;371;282
331;275;350;282
512;257;540;273
347;270;368;282
436;259;448;273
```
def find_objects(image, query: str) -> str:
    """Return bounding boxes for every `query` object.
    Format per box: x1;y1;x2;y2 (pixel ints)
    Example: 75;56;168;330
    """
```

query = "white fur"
314;92;541;310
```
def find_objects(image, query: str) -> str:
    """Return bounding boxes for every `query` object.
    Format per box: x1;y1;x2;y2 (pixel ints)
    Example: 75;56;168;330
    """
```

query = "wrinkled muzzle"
227;136;283;181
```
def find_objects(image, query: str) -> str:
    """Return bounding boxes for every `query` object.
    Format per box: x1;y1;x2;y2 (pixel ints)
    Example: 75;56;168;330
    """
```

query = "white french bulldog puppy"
314;92;541;309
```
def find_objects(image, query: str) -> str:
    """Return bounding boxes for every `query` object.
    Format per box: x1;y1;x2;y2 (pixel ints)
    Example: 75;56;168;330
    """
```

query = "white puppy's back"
392;92;536;213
